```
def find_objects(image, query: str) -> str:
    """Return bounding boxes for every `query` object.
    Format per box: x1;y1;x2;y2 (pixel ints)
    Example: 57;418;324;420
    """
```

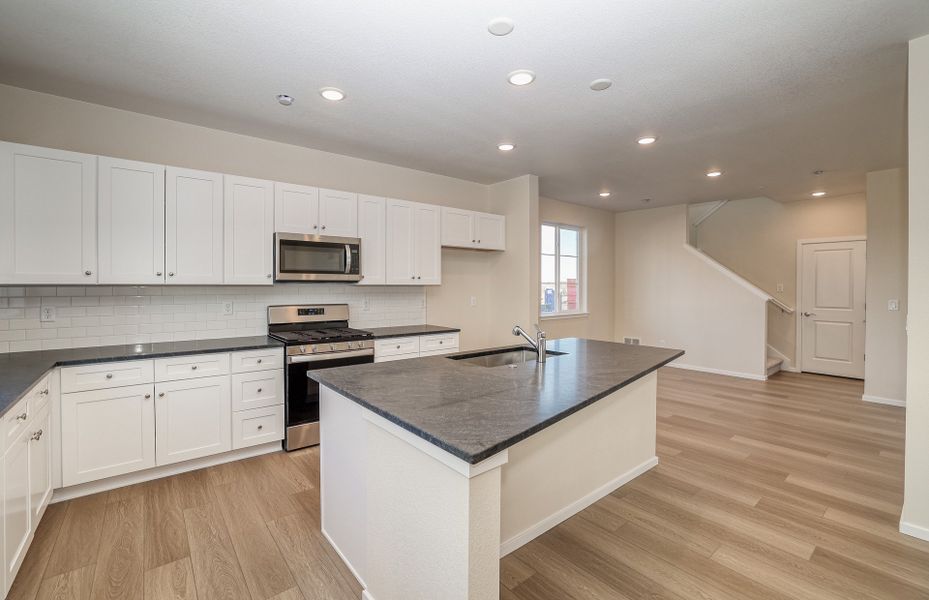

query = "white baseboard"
667;362;767;381
321;526;366;590
498;456;659;557
900;520;929;542
862;394;906;408
51;441;281;503
361;592;376;600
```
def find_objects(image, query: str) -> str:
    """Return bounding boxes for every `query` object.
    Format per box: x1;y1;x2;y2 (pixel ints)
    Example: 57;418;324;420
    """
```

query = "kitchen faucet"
513;324;547;363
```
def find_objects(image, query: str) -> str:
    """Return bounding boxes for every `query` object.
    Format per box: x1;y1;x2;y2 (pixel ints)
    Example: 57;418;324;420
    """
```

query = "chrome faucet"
513;324;547;363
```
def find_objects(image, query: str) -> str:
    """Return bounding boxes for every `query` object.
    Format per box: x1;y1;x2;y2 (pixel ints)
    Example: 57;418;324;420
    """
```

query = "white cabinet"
233;405;285;449
357;195;386;285
0;142;97;284
224;175;274;285
61;383;156;486
318;189;358;237
385;199;441;285
155;376;231;466
441;207;506;251
165;166;224;284
97;157;165;284
28;406;52;524
274;182;319;234
2;426;30;591
373;332;459;362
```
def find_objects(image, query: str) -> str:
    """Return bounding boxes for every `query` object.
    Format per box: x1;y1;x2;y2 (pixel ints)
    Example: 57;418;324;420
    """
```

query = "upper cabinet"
224;175;274;285
166;167;224;284
0;142;97;284
440;207;506;251
98;157;165;284
273;185;358;238
357;195;386;285
385;199;441;285
274;182;319;234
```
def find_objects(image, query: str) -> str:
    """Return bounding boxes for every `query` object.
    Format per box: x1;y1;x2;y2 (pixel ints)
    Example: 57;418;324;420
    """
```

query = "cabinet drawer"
231;370;284;411
233;405;284;449
154;353;230;381
2;395;31;457
374;337;420;358
61;360;154;393
420;333;459;353
374;353;419;363
30;373;52;413
230;348;284;373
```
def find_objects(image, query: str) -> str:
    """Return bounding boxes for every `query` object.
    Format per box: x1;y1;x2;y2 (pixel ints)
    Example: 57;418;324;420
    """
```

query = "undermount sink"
448;345;566;368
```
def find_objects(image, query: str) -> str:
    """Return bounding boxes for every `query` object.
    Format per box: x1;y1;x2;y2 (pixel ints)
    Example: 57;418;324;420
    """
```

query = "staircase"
766;356;783;378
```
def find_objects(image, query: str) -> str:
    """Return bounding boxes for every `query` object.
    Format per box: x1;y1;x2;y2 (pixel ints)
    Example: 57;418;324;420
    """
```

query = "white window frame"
540;222;588;318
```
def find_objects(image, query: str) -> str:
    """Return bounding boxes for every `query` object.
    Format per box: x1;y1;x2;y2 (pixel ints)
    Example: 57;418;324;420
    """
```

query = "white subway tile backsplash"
0;284;426;354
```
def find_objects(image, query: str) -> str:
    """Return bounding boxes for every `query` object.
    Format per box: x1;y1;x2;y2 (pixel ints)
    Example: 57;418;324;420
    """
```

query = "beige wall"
539;197;615;341
695;194;867;366
903;34;929;539
0;84;503;350
615;205;768;379
864;169;908;404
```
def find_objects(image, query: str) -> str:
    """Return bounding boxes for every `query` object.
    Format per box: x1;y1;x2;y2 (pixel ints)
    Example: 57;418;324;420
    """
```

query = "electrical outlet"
40;306;56;323
623;336;640;345
469;296;477;307
776;283;784;293
362;297;371;312
888;299;900;311
222;301;234;316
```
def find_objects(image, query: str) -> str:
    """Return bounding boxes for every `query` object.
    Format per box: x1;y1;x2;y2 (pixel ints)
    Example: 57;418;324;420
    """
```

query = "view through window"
541;223;584;316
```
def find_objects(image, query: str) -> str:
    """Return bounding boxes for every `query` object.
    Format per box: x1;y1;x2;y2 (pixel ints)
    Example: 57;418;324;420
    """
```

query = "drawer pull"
31;429;43;441
158;392;165;398
191;365;198;370
439;341;443;344
257;359;263;364
257;388;263;393
105;373;113;379
257;425;264;431
144;394;151;399
16;412;28;422
396;345;401;349
41;388;49;396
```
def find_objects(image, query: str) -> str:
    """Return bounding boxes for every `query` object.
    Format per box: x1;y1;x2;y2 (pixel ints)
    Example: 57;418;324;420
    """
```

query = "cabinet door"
98;157;165;284
165;167;223;284
155;376;231;466
357;194;386;285
0;142;97;284
61;384;155;486
441;207;475;248
2;427;31;589
224;175;274;285
475;213;506;250
29;405;52;522
413;203;441;285
385;199;415;284
318;189;358;237
274;182;318;234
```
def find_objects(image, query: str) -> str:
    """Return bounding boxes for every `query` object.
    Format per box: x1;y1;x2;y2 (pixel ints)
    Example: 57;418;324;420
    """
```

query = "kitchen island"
310;338;683;600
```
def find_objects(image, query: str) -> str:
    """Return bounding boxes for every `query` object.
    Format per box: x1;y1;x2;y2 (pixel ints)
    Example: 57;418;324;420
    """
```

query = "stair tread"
766;357;783;369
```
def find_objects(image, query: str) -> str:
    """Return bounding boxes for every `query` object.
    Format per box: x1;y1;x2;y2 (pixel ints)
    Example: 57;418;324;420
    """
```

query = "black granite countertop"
0;336;283;418
310;338;683;464
364;324;461;339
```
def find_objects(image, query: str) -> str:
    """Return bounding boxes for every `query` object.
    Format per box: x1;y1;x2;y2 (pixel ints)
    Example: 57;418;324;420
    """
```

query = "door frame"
794;236;867;374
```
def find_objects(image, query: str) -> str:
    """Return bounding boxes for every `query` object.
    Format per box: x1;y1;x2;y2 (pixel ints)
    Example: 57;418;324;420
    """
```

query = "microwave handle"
345;244;352;275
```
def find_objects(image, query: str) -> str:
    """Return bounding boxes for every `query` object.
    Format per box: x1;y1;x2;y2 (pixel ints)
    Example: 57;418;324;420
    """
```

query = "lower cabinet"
155;376;231;466
61;383;156;487
233;405;285;449
29;406;52;523
374;333;460;362
2;425;30;592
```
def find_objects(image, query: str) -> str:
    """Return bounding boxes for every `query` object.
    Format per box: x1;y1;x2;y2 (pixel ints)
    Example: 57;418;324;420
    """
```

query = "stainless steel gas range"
267;304;374;451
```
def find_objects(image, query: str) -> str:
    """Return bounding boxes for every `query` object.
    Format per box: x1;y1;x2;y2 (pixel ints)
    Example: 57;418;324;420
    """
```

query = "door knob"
802;312;817;317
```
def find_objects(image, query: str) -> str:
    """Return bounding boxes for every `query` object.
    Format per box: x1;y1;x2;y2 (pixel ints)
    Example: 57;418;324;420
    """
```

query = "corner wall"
902;34;929;541
614;205;767;379
864;168;908;405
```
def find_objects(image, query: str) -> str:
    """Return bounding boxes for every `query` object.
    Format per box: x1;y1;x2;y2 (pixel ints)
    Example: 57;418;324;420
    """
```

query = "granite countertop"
364;324;461;339
0;336;283;418
310;338;683;464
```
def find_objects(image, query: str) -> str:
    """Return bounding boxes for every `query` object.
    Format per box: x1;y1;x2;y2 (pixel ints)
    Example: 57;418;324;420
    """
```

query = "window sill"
540;312;590;321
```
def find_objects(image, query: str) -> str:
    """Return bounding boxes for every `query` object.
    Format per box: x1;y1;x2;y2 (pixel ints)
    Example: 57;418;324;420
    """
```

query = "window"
540;223;585;317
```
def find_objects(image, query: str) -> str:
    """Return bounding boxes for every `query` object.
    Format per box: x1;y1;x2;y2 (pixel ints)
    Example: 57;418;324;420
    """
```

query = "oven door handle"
288;349;374;364
345;244;352;275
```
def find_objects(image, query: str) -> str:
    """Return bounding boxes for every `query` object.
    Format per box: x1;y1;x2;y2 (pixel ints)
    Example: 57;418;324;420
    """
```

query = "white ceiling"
1;0;927;211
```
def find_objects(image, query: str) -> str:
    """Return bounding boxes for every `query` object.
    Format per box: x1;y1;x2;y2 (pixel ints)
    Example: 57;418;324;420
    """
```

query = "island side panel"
364;419;503;600
499;370;659;555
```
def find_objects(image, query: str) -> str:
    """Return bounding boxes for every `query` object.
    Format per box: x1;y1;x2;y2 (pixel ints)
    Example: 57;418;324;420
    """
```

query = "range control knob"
329;343;335;351
299;345;307;354
311;345;318;353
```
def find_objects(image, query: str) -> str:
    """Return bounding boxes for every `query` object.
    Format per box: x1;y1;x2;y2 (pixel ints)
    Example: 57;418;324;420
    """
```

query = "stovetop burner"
270;327;374;345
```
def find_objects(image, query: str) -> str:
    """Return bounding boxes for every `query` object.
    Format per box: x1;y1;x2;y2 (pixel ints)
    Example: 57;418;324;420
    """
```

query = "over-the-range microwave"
274;232;362;282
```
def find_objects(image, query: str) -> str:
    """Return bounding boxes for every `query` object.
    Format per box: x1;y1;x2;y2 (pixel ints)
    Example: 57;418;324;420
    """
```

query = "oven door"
275;232;362;282
285;349;374;450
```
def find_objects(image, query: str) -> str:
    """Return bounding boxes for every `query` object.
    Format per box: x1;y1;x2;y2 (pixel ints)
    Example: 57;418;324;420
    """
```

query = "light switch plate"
888;299;900;311
222;301;234;316
362;297;371;311
40;306;56;322
776;283;785;293
469;296;477;307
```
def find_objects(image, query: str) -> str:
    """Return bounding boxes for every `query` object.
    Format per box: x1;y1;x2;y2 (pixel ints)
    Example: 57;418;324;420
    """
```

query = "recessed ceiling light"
488;17;515;36
599;191;611;198
508;70;535;86
497;142;515;152
706;170;723;178
276;94;295;106
812;191;826;197
319;87;345;101
637;136;657;145
590;78;613;91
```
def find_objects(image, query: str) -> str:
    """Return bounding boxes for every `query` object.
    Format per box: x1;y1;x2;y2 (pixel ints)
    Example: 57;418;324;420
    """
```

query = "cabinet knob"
267;274;272;278
105;373;113;379
191;365;198;370
16;412;27;422
84;270;93;276
156;271;163;276
313;225;318;229
158;392;165;398
478;239;481;243
168;272;175;277
41;388;49;395
257;388;262;393
31;429;43;441
257;425;264;431
257;359;263;364
417;276;421;280
144;394;151;399
396;345;401;349
411;276;415;280
321;225;326;230
439;341;443;344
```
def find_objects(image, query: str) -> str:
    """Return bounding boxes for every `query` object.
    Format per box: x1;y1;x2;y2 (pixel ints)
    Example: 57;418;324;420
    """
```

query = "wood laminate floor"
10;369;929;599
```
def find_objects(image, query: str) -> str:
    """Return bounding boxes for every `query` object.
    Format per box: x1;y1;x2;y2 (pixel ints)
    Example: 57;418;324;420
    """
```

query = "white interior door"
799;240;866;378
